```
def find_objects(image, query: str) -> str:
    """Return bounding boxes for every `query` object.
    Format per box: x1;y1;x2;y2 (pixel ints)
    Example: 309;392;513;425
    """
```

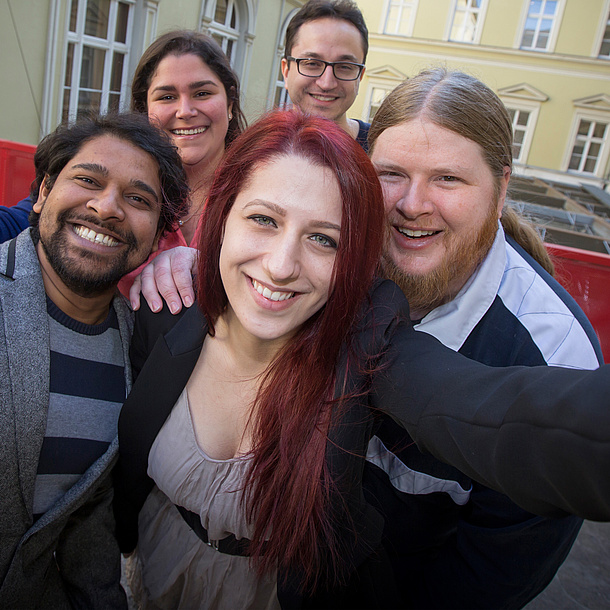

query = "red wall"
547;244;610;363
0;139;36;207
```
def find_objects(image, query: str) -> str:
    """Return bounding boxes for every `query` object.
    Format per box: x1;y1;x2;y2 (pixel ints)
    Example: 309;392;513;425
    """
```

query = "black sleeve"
366;287;610;520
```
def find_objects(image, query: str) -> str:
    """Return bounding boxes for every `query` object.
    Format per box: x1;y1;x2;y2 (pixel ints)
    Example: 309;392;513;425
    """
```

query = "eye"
194;90;212;98
438;175;459;182
310;233;337;249
75;176;98;187
127;194;155;209
248;214;277;228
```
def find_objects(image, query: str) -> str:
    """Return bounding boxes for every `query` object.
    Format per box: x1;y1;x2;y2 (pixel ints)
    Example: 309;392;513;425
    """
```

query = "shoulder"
496;237;602;367
353;119;370;152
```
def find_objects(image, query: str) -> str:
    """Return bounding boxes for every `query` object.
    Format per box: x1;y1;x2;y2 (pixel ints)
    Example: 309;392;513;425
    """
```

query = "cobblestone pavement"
525;520;610;609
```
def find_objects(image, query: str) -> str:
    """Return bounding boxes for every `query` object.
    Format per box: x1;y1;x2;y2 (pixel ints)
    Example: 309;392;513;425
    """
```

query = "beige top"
129;388;279;610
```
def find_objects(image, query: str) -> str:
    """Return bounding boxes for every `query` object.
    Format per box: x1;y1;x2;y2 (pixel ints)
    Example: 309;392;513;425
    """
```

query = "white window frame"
61;0;135;122
445;0;488;44
593;0;610;58
362;85;394;123
41;0;158;137
381;0;419;37
200;0;254;89
504;101;540;165
563;111;610;178
269;9;299;111
516;0;566;53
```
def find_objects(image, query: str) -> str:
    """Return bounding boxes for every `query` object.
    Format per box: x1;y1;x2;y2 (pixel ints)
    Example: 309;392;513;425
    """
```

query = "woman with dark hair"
114;110;610;609
117;29;247;294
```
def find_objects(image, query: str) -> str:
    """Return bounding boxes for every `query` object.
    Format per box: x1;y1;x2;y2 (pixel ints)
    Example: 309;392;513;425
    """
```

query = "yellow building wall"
0;0;52;144
355;0;610;182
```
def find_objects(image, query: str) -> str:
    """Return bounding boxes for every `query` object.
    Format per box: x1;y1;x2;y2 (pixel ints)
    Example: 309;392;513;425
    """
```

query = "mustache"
56;209;138;248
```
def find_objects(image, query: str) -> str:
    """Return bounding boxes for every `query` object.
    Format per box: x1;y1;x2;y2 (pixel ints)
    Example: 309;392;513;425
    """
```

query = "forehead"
150;53;223;87
234;154;342;222
291;17;365;61
372;120;487;168
66;135;161;190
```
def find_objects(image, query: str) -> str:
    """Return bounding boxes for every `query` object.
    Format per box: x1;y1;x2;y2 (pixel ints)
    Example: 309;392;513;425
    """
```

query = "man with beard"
362;68;603;609
0;113;188;608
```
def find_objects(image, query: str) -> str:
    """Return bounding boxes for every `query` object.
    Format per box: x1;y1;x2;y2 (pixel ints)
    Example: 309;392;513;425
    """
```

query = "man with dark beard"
362;68;603;609
0;113;188;608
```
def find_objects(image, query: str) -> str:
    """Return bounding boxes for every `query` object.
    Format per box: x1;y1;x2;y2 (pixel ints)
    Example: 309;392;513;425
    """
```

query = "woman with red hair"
114;110;610;609
115;109;391;608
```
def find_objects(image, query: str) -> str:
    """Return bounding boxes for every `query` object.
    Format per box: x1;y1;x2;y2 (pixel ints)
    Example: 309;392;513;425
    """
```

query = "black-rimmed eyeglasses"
286;56;365;81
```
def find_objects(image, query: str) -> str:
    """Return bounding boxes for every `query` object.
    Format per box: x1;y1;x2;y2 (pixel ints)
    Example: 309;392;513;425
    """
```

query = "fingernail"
169;301;179;314
184;296;193;308
152;300;162;313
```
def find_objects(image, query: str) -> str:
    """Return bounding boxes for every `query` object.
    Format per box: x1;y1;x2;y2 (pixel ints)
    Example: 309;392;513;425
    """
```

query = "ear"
496;166;511;219
32;175;51;214
281;57;289;86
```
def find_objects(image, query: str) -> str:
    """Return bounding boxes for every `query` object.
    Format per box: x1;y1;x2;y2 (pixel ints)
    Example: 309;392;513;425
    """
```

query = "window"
62;0;133;122
448;0;486;43
207;0;239;65
382;1;418;37
364;86;392;122
507;108;532;163
520;0;559;51
599;8;610;58
568;119;608;175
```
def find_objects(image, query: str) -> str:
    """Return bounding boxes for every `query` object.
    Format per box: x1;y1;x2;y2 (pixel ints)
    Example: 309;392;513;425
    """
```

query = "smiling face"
281;18;365;130
146;53;232;177
33;134;162;298
219;154;342;350
371;119;509;319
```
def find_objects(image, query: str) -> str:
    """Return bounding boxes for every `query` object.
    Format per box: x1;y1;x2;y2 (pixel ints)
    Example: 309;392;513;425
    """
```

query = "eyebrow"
298;51;361;63
150;80;219;94
243;200;341;232
71;163;160;202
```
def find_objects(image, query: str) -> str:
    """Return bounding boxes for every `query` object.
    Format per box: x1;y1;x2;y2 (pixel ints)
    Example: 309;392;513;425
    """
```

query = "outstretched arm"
363;280;610;521
129;246;198;314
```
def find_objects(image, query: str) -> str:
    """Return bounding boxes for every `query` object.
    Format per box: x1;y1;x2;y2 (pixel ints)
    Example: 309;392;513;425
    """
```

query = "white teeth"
399;228;437;238
73;225;119;247
252;279;294;302
311;94;336;101
172;126;208;136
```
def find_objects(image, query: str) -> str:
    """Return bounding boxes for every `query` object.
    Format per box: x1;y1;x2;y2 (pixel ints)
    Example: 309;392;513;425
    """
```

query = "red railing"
0;139;36;207
547;244;610;363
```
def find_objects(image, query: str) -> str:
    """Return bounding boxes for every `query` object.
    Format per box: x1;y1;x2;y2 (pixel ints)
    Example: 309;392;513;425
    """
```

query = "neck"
337;116;358;139
214;310;287;377
36;242;115;325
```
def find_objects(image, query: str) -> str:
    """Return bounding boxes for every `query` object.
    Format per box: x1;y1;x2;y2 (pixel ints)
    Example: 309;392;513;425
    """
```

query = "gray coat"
0;230;132;609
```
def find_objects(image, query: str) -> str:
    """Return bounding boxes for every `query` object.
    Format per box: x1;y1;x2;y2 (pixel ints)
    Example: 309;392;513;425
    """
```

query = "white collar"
414;223;507;351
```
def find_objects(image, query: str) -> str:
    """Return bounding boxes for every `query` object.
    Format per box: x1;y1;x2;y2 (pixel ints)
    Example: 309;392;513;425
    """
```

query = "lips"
72;224;121;247
171;126;208;136
397;228;440;238
251;278;295;302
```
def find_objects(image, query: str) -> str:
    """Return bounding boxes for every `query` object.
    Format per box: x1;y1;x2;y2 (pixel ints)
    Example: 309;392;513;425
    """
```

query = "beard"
381;204;499;320
36;209;146;298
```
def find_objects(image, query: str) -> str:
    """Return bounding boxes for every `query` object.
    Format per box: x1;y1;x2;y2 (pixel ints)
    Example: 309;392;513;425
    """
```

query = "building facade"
355;0;610;192
0;0;302;145
2;0;609;194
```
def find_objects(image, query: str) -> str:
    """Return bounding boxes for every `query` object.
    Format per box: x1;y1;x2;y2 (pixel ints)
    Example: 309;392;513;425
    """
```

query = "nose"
316;64;338;89
264;234;301;283
176;95;197;119
86;187;125;221
393;179;434;219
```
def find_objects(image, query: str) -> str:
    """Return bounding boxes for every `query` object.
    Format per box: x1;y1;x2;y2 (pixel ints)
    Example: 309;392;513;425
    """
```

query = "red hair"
197;110;385;589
